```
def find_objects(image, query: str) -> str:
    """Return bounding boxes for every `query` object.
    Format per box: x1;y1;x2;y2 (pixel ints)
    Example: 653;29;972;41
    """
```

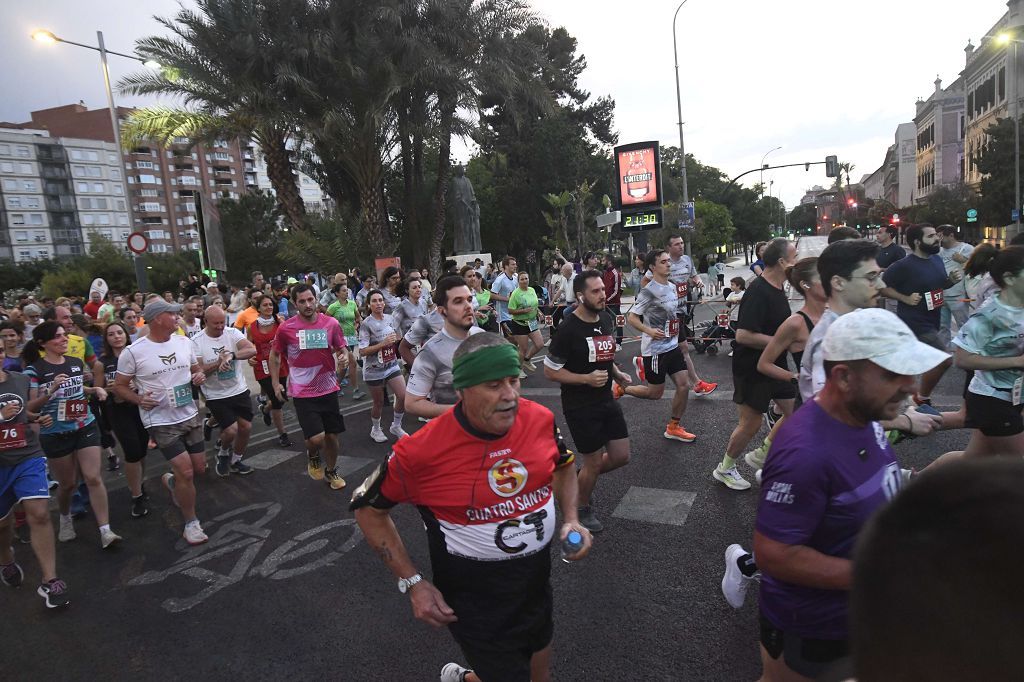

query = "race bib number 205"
586;335;616;363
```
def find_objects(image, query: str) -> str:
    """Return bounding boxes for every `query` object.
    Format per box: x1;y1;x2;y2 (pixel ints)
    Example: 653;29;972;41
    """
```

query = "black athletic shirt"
544;310;617;410
732;276;792;380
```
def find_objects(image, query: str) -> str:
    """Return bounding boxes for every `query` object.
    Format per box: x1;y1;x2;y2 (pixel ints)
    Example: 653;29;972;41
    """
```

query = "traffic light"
825;155;838;177
891;214;900;225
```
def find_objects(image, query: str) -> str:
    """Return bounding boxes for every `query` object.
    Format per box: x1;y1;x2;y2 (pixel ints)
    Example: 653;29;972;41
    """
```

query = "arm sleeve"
951;314;989;355
377;450;419;505
755;443;829;545
403;317;426;346
23;365;39;390
330;318;346;349
882;259;904;291
545;322;571;370
631;288;652;316
116;347;137;377
736;284;766;333
358;322;371;350
405;350;436;397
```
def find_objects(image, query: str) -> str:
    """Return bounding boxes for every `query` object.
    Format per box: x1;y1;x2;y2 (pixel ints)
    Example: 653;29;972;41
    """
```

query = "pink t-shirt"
272;313;346;398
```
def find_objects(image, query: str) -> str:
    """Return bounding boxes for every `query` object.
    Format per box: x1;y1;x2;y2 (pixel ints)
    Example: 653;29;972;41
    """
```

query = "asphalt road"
1;307;971;682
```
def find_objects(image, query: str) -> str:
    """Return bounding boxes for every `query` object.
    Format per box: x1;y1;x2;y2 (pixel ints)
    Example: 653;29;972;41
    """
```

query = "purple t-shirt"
756;399;902;640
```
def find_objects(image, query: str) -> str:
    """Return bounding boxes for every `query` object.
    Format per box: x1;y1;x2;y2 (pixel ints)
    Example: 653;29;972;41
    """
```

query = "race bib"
377;344;397;365
1013;376;1023;406
167;383;193;408
717;313;730;327
298;329;329;350
615;314;625;328
528;319;539;332
675;282;689;299
924;289;944;311
586;335;616;363
666;318;681;338
216;363;237;381
57;399;89;422
543;315;553;326
261;360;270;375
0;424;26;450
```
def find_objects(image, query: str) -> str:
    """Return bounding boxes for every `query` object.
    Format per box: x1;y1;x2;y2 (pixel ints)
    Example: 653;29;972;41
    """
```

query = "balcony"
212;166;233;175
213;178;234;187
46;197;76;211
52;229;83;244
41;167;69;180
43;182;72;196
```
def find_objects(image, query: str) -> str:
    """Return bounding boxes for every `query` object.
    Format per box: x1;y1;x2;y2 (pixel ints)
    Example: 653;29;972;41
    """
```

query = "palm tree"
118;0;308;231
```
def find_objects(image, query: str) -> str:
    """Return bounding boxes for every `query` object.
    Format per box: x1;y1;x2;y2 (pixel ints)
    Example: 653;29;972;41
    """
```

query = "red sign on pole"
127;231;149;255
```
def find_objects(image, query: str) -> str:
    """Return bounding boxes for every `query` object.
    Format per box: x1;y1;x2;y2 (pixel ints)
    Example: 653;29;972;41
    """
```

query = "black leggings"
258;376;288;410
107;400;150;463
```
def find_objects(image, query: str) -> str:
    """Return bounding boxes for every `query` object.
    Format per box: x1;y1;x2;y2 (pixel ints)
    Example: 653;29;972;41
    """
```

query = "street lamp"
31;28;160;289
996;31;1021;233
672;0;691;254
760;146;782;195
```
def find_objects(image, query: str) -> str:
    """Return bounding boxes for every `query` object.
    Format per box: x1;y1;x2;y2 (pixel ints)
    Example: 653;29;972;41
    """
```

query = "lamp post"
672;0;691;254
760;146;782;196
31;29;160;289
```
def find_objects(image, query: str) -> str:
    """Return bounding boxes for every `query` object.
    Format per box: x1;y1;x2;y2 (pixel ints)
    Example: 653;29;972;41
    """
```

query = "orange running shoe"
693;380;718;396
664;422;697;442
613;382;625;399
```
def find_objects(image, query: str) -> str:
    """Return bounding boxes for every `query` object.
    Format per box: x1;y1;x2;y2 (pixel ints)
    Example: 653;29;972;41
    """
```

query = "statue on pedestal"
449;165;482;254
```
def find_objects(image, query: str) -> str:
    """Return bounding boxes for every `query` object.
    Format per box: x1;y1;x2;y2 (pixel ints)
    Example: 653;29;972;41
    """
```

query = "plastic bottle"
561;530;584;563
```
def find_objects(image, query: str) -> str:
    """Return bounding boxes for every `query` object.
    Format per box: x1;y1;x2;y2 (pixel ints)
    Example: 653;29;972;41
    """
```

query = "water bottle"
561;530;584;563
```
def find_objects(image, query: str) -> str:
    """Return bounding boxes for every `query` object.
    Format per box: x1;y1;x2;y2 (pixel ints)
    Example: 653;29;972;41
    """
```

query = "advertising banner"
614;142;662;210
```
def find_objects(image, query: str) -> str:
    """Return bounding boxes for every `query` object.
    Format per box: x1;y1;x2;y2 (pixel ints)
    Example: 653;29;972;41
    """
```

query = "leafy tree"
542;191;572;251
277;209;375;277
976;115;1020;225
788;202;818;232
217;190;287;278
901;184;976;227
41;237;137;298
0;259;57;296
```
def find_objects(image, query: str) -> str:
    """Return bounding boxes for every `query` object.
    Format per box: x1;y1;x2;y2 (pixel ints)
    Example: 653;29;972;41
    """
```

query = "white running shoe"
389;424;409;439
58;516;76;542
370;426;388;443
713;465;751;491
440;662;472;682
183;521;208;546
518;370;527;379
744;446;766;470
722;543;755;609
755;469;763;485
100;527;122;549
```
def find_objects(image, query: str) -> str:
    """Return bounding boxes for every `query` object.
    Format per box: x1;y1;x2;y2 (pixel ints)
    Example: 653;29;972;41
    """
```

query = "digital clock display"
623;210;661;229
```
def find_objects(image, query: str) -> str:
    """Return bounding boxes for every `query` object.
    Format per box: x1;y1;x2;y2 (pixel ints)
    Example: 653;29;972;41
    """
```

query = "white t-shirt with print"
192;327;248;400
116;334;198;428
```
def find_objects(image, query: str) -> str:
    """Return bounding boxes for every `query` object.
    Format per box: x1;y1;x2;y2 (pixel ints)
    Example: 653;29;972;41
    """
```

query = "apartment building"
913;76;965;204
245;140;330;214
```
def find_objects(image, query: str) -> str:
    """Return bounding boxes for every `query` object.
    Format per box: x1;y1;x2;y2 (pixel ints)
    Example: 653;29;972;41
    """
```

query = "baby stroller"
691;311;735;355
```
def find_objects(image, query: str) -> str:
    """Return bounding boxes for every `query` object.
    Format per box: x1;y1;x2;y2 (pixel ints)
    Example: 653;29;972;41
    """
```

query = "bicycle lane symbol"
127;502;364;613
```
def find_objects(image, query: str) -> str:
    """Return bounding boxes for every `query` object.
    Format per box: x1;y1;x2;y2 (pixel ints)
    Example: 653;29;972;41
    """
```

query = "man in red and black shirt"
601;254;624;348
352;332;591;682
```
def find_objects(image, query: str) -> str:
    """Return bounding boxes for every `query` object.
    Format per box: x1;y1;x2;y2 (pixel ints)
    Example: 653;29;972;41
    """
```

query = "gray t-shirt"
391;297;429;337
798;309;839;403
403;309;444;348
0;372;43;466
632;279;679;357
407;327;483;405
358;314;401;381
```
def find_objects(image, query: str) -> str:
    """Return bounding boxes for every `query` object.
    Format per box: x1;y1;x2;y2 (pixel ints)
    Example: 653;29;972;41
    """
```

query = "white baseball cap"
822;308;950;376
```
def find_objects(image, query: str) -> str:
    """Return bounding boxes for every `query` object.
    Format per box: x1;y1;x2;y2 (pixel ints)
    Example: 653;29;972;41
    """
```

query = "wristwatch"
397;573;422;594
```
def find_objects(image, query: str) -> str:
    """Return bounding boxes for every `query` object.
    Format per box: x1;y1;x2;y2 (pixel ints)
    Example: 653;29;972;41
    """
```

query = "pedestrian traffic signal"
825;155;838;178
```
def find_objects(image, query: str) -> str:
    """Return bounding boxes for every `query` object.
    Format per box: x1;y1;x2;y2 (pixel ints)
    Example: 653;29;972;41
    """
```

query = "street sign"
966;208;978;223
1013;208;1020;222
678;201;695;228
127;231;149;255
595;210;621;229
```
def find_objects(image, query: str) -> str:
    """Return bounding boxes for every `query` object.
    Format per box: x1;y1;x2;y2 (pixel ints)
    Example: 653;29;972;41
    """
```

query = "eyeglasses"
848;272;882;283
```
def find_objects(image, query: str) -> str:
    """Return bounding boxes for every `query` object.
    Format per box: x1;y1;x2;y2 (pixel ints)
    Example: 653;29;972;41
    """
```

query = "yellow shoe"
325;468;346;490
307;453;325;480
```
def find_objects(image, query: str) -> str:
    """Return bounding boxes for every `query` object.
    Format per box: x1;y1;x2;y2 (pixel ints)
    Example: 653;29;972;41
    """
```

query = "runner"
752;308;946;681
602;254;624;349
391;276;430;338
398;308;444;365
380;266;404;314
193;305;257;477
24;322;121;548
545;270;632;533
359;290;408;443
879;224;960;406
94;321;152;518
506;272;545;374
246;293;293;446
269;284;349;491
0;345;70;608
714;238;797;491
461;267;497;333
488;256;519;338
326;284;366;400
936;224;974;346
406;276;482;418
179;297;204;339
352;332;591;682
232;288;261;332
113;299;210;545
1;321;24;372
615;249;697;443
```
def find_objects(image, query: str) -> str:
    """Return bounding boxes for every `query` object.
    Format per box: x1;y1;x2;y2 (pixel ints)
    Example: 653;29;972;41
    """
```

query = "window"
0;144;9;155
25;197;40;209
116;200;125;211
140;202;161;212
33;230;45;241
7;197;21;208
180;176;197;185
97;214;111;225
93;182;104;193
15;146;30;158
87;151;99;162
139;189;159;197
22;180;36;192
29;214;43;226
72;165;86;177
18;163;30;174
95;198;108;209
213;152;230;161
71;150;83;160
136;160;154;169
88;167;102;178
14;231;27;242
110;169;120;180
137;174;156;184
77;182;90;193
82;215;95;225
113;184;123;195
10;214;24;225
117;215;128;226
1;179;14;190
36;249;49;258
108;153;119;164
120;230;130;240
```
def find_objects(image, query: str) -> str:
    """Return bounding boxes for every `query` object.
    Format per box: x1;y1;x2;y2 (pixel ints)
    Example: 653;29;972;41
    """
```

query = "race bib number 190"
57;399;89;422
298;329;329;350
586;335;616;363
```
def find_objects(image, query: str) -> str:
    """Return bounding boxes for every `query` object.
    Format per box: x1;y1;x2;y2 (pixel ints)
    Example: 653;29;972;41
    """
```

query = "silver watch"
397;573;422;594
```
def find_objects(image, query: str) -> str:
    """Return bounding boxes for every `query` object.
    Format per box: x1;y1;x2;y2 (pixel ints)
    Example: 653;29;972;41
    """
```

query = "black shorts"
760;614;848;680
92;395;115;448
503;320;536;336
733;375;797;414
365;368;403;387
643;346;687;385
717;274;725;283
107;401;150;463
293;391;346;439
448;578;553;682
257;376;288;410
964;391;1024;437
564;400;629;454
40;421;102;459
207;390;254;428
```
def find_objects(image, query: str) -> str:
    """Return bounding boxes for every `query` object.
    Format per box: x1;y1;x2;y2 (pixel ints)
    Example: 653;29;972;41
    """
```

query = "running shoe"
389;424;409;439
37;578;70;608
58;516;76;542
261;404;272;427
69;488;89;520
370;426;388;443
230;460;254;475
183;520;208;546
215;453;231;477
763;402;782;431
693;380;718;396
324;468;347;491
755;469;762;485
518;370;527;380
341;377;350;387
131;495;149;519
1;560;24;588
277;432;293;447
722;544;756;609
203;418;214;442
744;445;767;470
577;506;604;533
100;527;122;549
525;358;537;371
47;476;58;490
352;388;367;401
107;453;120;471
612;382;625;400
664;423;697;443
713;465;751;491
440;663;472;682
307;452;325;480
632;356;646;382
162;473;180;508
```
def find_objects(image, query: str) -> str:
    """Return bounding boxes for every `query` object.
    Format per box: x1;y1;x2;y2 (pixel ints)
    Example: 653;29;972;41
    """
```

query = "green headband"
452;343;522;390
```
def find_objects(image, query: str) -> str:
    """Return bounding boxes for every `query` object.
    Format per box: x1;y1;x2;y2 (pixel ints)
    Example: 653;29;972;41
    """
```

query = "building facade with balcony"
914;76;965;205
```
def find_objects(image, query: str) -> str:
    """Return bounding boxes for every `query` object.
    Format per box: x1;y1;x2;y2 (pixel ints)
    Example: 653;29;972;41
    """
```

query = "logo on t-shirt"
160;353;177;366
0;393;25;419
212;346;225;356
488;458;528;498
